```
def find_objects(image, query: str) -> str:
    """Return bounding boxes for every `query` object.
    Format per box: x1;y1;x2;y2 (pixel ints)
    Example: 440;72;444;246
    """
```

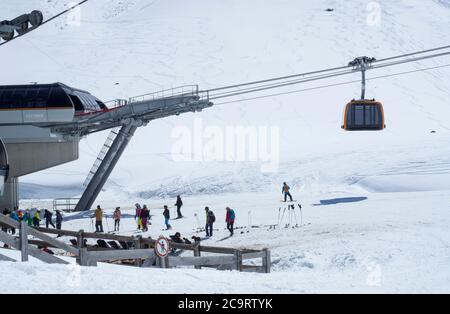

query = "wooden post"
158;256;168;268
193;243;201;270
234;250;243;272
262;248;271;273
77;230;85;248
78;248;97;267
76;230;85;265
134;236;142;267
20;220;29;262
78;248;87;266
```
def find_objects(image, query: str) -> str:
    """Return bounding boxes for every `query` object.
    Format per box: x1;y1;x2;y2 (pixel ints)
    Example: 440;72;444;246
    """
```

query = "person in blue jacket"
163;205;172;230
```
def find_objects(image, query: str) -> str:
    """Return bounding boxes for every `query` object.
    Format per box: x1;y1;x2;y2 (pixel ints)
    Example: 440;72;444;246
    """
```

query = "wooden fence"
0;213;270;273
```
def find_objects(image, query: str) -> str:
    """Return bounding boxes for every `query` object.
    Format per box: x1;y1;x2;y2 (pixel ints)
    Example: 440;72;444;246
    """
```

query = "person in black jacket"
174;195;183;219
170;232;183;244
44;209;55;229
55;210;63;231
205;207;216;237
1;208;10;233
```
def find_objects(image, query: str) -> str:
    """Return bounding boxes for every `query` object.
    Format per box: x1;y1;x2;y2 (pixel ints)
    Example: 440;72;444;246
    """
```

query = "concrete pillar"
0;177;19;211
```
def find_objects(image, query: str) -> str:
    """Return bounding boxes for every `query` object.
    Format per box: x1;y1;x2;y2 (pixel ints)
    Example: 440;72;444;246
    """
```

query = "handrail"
129;85;200;103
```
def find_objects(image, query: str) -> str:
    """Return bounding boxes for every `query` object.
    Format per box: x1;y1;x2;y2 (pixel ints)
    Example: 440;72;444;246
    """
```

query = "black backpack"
209;211;216;223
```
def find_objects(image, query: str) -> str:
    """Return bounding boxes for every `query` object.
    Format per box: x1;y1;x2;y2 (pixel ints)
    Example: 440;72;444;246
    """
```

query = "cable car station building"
0;82;211;211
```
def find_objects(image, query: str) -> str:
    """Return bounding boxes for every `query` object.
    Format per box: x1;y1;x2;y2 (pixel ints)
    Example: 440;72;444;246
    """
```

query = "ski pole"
292;205;299;227
105;214;110;233
280;206;287;227
298;204;303;226
277;207;281;227
194;213;202;231
289;206;292;227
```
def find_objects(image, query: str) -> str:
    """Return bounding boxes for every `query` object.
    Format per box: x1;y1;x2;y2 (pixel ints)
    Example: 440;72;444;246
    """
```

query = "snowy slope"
2;0;450;199
6;188;450;294
2;1;450;293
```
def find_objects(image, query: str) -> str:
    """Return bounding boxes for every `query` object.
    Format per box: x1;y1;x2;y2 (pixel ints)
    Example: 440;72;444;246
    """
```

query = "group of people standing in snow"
89;194;237;239
204;206;236;237
91;195;185;234
2;182;293;242
1;207;64;234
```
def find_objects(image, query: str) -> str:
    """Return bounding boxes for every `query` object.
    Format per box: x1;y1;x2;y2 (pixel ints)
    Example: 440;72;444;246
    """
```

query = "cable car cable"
203;45;449;96
374;45;450;63
371;50;450;70
206;49;450;100
0;0;89;47
208;68;355;99
213;63;450;106
204;64;353;94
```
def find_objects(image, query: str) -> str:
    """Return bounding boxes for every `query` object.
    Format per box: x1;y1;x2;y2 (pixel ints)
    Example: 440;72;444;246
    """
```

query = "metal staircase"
75;123;138;212
83;127;120;187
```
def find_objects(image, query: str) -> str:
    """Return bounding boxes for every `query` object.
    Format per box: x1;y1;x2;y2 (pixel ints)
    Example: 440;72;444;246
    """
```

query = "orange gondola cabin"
342;99;386;131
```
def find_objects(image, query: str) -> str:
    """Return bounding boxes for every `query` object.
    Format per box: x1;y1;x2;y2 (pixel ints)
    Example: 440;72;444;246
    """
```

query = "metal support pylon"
349;56;376;100
75;121;140;211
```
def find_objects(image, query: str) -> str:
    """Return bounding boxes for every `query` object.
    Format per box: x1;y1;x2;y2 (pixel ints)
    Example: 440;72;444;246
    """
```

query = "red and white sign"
155;236;170;258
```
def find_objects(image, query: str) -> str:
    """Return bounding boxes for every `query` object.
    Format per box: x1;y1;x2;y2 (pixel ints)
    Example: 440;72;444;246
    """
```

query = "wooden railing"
0;213;271;273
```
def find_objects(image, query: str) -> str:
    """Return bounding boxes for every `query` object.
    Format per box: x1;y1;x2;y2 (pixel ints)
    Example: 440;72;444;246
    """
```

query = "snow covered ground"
1;0;450;293
3;186;450;294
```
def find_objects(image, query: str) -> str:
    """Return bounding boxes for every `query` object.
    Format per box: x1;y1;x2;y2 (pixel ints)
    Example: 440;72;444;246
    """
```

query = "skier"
163;205;172;230
175;195;183;219
44;209;56;229
169;232;185;255
225;207;236;236
169;232;183;244
205;206;216;237
140;205;150;232
92;205;104;233
33;210;41;227
23;210;32;227
113;207;121;232
55;210;63;231
135;203;142;230
17;210;24;221
282;182;294;202
10;209;19;222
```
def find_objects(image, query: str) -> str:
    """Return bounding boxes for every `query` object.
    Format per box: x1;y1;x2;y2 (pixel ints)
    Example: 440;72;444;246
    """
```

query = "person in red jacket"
225;207;236;236
140;205;150;232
